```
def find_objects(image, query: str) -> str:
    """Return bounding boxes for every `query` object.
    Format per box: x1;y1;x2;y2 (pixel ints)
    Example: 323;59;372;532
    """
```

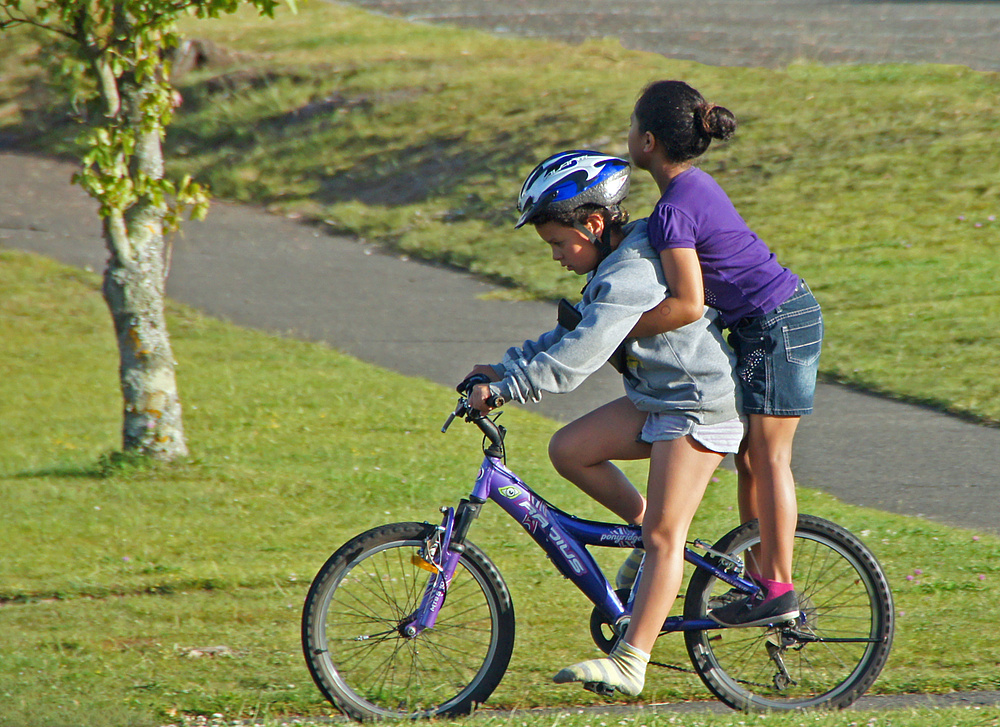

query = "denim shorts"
728;280;823;417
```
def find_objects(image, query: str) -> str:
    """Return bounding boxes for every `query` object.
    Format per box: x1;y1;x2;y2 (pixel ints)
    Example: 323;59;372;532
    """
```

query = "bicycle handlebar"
442;374;506;457
455;373;505;408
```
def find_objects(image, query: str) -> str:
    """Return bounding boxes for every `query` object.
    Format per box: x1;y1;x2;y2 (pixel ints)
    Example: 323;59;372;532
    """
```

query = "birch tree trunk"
2;0;282;461
101;76;188;460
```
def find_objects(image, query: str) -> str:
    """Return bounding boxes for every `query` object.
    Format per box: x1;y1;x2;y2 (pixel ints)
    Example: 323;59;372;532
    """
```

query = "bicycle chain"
648;657;697;675
648;656;772;690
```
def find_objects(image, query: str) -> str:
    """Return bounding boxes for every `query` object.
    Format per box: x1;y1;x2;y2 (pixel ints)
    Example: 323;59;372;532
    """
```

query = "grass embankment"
1;3;999;726
2;251;1000;727
0;2;998;424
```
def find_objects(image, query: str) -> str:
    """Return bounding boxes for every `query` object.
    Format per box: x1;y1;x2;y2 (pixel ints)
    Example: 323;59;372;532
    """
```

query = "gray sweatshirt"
494;219;740;425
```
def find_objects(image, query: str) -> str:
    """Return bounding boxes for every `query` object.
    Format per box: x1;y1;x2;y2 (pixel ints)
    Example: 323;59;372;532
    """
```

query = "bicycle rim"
302;523;514;720
684;515;894;710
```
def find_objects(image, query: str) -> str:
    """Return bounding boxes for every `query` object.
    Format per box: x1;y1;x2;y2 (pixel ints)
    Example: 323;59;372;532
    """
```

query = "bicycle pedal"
769;616;800;628
583;681;617;698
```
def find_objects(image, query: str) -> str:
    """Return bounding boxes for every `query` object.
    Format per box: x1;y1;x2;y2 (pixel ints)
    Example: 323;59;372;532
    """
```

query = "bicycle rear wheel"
684;514;893;710
302;522;515;720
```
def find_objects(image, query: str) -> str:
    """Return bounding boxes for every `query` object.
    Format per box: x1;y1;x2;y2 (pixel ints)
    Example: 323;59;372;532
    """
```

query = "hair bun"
697;103;737;141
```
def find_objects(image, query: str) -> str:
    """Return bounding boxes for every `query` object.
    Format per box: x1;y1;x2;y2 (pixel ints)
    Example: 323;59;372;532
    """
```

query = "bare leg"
734;441;757;525
554;434;723;695
624;435;724;652
743;414;800;584
734;440;761;574
548;397;651;524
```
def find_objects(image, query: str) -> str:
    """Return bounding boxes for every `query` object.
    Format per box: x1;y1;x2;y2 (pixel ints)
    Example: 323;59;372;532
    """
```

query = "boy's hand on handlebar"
470;383;504;413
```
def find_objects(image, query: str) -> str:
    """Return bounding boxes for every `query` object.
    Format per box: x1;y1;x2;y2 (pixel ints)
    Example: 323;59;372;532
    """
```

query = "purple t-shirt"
648;167;799;327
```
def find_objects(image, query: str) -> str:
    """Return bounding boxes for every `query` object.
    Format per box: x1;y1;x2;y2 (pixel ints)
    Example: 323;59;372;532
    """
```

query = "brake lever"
441;396;471;434
441;399;465;433
443;374;505;433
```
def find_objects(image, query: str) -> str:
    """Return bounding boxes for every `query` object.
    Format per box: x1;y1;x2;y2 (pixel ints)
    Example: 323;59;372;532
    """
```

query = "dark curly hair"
634;80;737;163
529;202;629;235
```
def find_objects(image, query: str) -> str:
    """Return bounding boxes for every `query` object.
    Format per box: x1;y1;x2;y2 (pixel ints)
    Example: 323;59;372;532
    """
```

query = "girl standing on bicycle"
465;150;743;697
626;80;824;627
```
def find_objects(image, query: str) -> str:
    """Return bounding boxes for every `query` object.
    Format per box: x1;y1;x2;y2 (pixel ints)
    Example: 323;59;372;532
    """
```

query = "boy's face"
535;221;600;276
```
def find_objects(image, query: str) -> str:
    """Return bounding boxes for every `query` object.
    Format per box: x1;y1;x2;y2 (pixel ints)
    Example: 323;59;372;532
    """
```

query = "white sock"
553;640;650;696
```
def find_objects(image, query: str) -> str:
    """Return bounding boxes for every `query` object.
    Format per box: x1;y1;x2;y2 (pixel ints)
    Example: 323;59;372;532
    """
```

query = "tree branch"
0;11;80;42
94;55;122;117
105;207;136;268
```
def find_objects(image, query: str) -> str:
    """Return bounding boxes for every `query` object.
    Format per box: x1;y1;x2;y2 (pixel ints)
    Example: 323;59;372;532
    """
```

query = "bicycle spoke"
304;525;514;719
683;516;892;710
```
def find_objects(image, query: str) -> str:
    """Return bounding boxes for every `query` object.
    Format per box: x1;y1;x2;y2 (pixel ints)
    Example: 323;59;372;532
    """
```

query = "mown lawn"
0;2;998;424
2;251;999;726
1;3;999;725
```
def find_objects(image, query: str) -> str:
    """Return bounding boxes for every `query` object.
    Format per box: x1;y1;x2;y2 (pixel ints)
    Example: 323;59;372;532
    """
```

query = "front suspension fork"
406;498;483;636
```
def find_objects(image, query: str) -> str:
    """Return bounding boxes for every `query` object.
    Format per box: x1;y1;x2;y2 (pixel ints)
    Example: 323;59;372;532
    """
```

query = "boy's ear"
585;212;605;238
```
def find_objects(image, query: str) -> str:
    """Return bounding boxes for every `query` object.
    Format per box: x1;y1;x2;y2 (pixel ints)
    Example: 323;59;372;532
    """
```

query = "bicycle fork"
404;498;483;637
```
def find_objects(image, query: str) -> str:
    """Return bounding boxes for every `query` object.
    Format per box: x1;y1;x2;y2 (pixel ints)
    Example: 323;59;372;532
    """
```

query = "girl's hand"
463;364;501;383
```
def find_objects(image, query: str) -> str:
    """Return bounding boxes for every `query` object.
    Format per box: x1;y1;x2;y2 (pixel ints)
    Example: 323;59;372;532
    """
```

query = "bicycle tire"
302;522;515;721
683;514;893;711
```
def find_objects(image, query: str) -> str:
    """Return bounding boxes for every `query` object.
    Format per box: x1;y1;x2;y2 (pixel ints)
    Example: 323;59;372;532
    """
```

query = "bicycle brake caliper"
414;521;446;572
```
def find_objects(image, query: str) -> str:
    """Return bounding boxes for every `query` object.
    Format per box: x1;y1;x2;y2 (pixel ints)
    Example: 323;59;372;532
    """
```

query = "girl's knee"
748;445;793;474
734;448;753;478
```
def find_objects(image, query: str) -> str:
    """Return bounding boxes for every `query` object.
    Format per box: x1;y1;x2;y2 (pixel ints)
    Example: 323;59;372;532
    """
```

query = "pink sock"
758;577;794;602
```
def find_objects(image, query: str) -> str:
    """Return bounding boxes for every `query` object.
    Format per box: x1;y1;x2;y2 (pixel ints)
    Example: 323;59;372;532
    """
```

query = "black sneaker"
709;590;801;627
708;571;761;609
707;587;751;610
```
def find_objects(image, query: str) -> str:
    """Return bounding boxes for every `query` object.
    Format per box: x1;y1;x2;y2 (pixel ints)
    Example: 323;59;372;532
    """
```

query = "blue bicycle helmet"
515;150;631;229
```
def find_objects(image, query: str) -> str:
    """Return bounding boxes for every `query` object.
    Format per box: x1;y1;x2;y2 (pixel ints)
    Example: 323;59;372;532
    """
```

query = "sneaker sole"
709;609;800;628
583;681;617;697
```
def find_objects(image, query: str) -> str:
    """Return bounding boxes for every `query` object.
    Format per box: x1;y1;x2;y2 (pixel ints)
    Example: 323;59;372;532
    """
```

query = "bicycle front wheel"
684;514;894;711
302;522;515;720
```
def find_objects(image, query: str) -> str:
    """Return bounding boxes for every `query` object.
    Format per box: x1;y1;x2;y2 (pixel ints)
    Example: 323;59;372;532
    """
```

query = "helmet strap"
597;226;614;261
571;221;597;244
572;220;613;263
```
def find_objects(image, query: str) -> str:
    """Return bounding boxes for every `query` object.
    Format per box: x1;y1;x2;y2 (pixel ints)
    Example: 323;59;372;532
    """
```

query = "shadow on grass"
311;136;520;207
168;65;532;209
12;464;105;479
12;450;165;480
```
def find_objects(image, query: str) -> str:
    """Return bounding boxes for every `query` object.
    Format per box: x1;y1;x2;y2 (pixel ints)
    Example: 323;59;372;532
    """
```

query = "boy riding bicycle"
463;150;743;696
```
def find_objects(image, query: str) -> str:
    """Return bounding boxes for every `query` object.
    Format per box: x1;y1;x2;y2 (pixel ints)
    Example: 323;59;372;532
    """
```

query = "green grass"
2;250;1000;727
1;3;998;424
1;6;1000;725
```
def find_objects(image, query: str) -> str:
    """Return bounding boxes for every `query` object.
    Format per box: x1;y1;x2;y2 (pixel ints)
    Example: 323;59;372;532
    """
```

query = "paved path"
345;0;1000;71
3;152;999;537
4;5;999;713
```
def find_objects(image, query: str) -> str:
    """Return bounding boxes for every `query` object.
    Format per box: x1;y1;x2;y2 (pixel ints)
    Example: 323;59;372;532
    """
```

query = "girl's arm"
462;364;502;382
630;247;705;337
496;258;659;404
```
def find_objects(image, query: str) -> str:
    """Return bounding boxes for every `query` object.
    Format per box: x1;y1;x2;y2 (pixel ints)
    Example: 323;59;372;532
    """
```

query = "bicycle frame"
303;388;894;718
410;449;759;638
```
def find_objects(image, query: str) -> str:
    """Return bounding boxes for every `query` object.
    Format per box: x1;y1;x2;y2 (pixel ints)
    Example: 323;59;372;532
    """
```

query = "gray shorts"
640;413;746;454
